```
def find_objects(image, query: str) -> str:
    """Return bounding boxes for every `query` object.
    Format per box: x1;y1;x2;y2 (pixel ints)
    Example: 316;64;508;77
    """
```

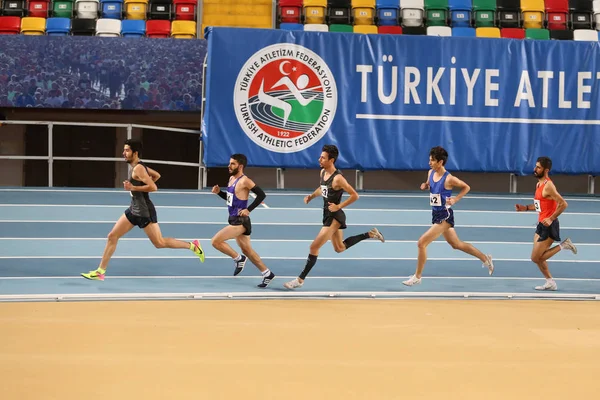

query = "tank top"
320;169;344;209
128;161;154;217
227;175;248;217
534;179;557;222
429;170;453;211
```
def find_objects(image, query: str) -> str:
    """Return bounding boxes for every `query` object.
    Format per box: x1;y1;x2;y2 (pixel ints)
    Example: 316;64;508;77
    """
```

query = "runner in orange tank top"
515;157;577;291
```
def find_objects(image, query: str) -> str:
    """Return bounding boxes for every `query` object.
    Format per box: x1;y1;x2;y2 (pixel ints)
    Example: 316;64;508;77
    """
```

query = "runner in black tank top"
81;139;205;281
284;144;385;290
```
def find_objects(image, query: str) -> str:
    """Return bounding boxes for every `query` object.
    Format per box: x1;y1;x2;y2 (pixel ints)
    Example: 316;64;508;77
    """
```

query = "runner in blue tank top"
403;146;495;287
81;139;205;281
212;153;275;288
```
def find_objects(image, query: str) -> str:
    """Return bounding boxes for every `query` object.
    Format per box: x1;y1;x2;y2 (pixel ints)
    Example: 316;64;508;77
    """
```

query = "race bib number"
227;192;233;206
534;199;541;212
321;185;328;198
430;193;441;206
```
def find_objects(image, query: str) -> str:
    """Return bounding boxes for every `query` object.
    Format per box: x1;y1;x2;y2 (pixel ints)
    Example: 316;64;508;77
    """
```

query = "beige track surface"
1;300;599;400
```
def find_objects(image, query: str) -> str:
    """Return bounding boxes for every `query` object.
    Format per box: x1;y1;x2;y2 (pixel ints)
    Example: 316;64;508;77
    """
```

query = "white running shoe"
284;278;303;290
483;254;494;276
535;279;558;291
369;227;385;243
402;275;422;286
560;238;577;255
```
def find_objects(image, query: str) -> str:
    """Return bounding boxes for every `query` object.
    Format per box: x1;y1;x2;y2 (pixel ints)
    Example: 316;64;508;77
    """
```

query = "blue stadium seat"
46;17;71;35
280;23;304;30
101;0;123;19
121;19;145;37
376;0;400;25
452;26;476;35
448;0;471;26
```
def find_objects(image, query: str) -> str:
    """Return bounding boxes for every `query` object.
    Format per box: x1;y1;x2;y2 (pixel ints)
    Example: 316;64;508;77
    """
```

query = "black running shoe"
257;272;275;288
233;255;247;276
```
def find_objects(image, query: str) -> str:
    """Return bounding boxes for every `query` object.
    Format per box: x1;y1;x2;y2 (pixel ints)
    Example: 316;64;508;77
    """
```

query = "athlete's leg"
144;223;191;249
235;235;268;273
531;234;556;279
99;214;135;271
415;222;450;278
443;228;488;262
211;225;246;258
331;227;385;253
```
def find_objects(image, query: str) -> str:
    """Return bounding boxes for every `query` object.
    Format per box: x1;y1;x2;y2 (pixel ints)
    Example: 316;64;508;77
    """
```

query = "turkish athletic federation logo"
234;44;337;153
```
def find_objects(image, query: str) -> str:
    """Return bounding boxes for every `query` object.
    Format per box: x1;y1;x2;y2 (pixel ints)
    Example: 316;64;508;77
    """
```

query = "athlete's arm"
544;181;568;221
126;164;157;192
146;167;161;183
305;187;322;204
237;177;266;216
445;174;470;205
515;204;535;211
212;185;228;201
420;170;432;190
329;175;359;211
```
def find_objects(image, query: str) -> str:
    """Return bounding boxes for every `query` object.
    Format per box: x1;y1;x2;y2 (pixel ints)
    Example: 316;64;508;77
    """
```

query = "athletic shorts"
125;208;157;229
535;219;561;242
323;209;347;230
228;216;252;236
432;208;454;227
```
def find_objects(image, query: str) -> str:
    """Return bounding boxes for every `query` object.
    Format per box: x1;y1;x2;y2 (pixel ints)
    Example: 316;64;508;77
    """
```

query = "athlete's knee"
211;237;222;249
333;243;346;253
151;238;166;249
448;241;461;250
417;237;429;249
309;243;322;254
531;253;542;263
107;231;121;243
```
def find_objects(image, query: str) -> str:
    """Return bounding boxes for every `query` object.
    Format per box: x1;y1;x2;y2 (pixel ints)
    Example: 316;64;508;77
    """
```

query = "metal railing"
0;121;205;189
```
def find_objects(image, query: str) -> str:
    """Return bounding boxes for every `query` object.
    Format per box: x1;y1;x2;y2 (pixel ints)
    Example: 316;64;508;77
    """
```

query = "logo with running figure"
234;44;337;153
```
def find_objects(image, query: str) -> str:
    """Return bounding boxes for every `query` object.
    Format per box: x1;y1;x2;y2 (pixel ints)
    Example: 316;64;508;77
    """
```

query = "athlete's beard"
229;167;239;176
534;170;543;178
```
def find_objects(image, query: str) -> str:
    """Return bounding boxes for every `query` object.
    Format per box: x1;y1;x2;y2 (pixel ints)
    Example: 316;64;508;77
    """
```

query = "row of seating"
280;20;600;38
278;0;600;30
0;15;196;36
0;0;197;21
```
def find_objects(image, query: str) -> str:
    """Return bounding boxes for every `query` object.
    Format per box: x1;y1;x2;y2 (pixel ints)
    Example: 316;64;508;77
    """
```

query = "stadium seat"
280;22;304;29
353;0;376;25
304;23;329;31
173;0;196;21
71;18;96;35
146;19;169;37
549;28;574;38
448;0;472;27
573;28;599;39
402;25;427;34
425;0;449;27
0;16;20;34
28;0;50;18
328;0;351;25
452;26;476;35
472;0;496;27
124;0;148;19
121;19;145;36
545;0;568;30
353;24;378;32
376;0;400;26
46;17;71;35
52;1;74;18
75;0;100;19
501;27;525;37
171;20;196;38
96;18;121;36
525;27;550;38
497;0;521;28
1;0;26;17
100;0;123;18
401;0;425;27
594;0;600;30
279;0;303;23
569;0;593;29
378;25;403;33
427;25;452;34
329;23;353;31
476;26;501;36
521;0;544;28
304;0;327;24
20;17;46;35
148;0;171;20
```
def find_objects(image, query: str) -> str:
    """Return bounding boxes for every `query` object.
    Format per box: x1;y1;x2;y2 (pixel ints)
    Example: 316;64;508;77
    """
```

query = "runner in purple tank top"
212;153;275;288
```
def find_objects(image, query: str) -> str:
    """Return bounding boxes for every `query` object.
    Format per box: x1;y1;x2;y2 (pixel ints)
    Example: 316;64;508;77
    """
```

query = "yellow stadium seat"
476;27;501;37
20;17;46;35
304;0;327;24
521;0;545;29
352;0;376;7
171;20;196;38
125;0;148;20
354;7;375;25
353;24;378;33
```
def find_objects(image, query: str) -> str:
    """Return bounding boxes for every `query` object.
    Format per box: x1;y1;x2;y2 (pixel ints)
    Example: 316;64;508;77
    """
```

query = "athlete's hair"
231;153;248;168
125;139;142;157
322;144;339;163
429;146;448;165
537;156;552;172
